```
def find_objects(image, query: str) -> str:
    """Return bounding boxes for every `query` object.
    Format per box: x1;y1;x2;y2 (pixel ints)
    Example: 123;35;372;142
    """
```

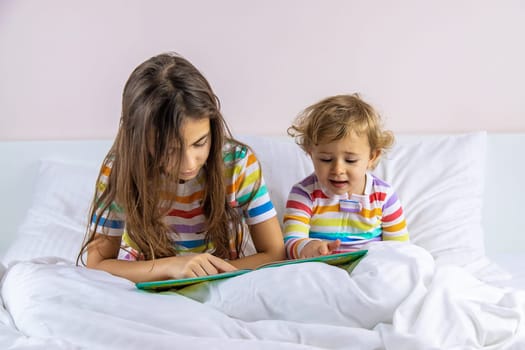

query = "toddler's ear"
368;149;381;169
305;146;313;158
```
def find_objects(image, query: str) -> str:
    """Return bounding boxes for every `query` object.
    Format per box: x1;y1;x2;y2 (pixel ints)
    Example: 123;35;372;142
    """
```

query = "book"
135;249;367;292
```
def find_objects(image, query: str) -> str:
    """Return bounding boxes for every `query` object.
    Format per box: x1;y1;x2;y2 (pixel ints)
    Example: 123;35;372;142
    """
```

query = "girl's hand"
168;253;237;279
300;239;341;258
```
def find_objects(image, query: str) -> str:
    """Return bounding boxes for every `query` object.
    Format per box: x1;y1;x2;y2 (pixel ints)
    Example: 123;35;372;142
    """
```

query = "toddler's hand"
300;239;341;258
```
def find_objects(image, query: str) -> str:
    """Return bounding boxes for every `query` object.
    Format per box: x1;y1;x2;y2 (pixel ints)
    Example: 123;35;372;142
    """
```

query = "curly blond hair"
288;93;394;169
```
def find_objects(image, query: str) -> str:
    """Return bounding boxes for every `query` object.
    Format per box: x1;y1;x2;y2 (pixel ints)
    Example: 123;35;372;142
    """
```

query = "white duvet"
1;242;524;350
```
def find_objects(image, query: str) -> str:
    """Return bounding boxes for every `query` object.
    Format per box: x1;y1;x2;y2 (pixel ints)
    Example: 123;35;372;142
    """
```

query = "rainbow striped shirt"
283;172;409;259
91;141;276;260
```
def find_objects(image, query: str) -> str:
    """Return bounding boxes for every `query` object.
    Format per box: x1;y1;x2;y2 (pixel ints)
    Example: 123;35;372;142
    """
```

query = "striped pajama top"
91;140;276;260
283;172;409;259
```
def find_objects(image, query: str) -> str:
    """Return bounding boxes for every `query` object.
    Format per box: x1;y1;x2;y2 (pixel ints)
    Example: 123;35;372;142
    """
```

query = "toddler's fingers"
327;239;341;251
318;244;329;255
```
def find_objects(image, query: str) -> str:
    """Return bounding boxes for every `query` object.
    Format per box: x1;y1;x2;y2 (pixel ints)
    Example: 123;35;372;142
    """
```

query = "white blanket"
1;243;524;350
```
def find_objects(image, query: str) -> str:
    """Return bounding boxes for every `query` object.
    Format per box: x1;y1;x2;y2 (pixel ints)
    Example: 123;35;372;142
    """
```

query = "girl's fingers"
189;263;208;277
208;255;237;272
198;259;219;276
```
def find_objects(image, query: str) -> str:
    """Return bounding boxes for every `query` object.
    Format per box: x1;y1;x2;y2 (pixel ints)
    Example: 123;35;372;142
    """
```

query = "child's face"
308;131;378;197
165;117;211;180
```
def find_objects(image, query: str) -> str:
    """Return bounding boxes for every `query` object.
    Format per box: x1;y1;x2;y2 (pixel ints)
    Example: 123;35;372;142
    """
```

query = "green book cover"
136;249;367;292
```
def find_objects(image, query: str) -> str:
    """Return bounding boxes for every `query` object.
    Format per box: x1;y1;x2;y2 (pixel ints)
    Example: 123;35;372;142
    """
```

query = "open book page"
255;250;367;269
136;250;367;291
136;269;252;291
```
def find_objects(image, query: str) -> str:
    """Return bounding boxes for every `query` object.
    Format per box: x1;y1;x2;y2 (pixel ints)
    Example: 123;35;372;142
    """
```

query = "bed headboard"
0;133;523;258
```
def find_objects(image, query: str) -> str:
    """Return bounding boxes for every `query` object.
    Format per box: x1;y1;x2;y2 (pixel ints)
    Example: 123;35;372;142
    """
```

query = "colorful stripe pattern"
283;172;409;259
91;141;276;260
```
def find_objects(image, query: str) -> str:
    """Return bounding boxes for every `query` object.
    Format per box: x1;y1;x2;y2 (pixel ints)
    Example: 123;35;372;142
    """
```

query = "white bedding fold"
1;243;524;350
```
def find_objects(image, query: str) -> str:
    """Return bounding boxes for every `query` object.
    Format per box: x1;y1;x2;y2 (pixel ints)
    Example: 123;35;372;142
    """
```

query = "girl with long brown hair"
77;52;285;283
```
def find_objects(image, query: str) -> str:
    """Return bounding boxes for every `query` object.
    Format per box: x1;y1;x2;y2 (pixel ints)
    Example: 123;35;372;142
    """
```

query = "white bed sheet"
1;243;525;350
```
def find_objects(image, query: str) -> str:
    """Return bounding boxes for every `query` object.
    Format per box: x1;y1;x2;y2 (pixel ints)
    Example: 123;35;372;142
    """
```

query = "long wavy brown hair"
77;52;252;264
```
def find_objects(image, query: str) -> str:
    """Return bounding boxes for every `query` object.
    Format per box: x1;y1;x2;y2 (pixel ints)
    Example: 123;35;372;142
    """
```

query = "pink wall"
1;0;524;141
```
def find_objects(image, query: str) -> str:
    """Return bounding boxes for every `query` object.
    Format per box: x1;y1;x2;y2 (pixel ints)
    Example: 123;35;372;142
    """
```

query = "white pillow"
372;132;487;268
238;136;314;226
373;132;509;281
244;132;508;282
1;160;99;265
